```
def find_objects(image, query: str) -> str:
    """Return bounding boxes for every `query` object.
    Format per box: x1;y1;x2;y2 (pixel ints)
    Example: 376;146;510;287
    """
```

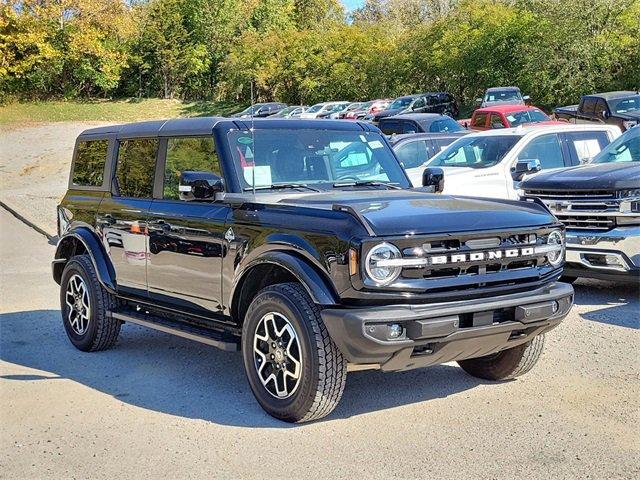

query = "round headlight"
546;230;564;266
365;242;402;285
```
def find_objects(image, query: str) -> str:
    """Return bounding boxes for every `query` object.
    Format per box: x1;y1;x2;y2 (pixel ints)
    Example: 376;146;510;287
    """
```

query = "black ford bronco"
53;118;574;422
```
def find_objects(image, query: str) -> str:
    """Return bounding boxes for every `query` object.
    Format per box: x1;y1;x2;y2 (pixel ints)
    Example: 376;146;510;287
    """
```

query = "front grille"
524;189;620;231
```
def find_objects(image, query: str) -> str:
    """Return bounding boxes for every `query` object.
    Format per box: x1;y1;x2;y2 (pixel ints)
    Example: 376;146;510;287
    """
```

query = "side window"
402;121;418;134
115;139;158;198
594;99;608;118
433;137;455;152
564;131;609;164
413;98;426;109
472;113;488;128
395;140;430;169
72;139;109;187
580;97;596;115
426;96;438;106
380;121;402;135
163;137;221;200
517;134;564;169
489;114;505;129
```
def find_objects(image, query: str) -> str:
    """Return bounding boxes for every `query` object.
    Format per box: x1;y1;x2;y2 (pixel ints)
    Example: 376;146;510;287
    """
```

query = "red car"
461;105;561;130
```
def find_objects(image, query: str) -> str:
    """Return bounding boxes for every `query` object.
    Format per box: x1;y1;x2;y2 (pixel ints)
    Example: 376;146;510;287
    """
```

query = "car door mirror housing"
523;95;531;102
511;159;541;180
422;167;445;193
179;171;224;201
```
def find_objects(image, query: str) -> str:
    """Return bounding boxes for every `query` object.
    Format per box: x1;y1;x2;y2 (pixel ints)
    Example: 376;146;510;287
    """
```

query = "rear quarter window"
72;139;109;187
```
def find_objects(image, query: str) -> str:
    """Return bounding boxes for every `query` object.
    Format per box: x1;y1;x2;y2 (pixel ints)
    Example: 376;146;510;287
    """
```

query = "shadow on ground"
0;309;484;428
572;279;639;329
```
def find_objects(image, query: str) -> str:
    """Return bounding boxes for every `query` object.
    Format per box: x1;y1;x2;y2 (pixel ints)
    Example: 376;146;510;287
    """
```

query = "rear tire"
242;282;347;423
457;334;545;380
59;254;122;352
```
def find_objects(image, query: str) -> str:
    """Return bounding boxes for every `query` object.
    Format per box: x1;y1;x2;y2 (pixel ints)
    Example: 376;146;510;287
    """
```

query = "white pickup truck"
404;124;621;200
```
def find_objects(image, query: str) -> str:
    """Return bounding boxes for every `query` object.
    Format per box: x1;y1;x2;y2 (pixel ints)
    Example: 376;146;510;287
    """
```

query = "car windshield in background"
228;129;410;190
592;128;640;163
307;104;324;113
428;135;520;168
507;109;549;126
427;117;464;133
389;98;412;109
610;95;640;114
485;90;522;103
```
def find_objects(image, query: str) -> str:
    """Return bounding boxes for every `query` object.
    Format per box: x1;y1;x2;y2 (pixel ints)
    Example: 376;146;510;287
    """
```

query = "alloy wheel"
253;312;302;399
65;274;91;335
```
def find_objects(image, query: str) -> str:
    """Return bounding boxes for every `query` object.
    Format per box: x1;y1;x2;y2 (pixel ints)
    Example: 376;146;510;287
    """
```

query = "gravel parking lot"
0;123;639;479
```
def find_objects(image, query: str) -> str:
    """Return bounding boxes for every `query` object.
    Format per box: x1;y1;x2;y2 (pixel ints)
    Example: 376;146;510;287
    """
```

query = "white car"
300;101;349;119
405;124;621;200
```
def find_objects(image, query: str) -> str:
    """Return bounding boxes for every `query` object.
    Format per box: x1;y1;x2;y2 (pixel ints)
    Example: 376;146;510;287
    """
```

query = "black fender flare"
230;250;340;312
53;228;117;293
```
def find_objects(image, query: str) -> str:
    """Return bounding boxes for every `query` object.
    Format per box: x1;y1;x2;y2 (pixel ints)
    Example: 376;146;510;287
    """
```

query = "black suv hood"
278;190;554;236
374;108;404;120
522;163;640;191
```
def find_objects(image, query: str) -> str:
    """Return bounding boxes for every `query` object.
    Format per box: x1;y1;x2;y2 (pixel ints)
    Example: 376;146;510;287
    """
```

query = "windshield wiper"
243;183;321;192
332;180;401;189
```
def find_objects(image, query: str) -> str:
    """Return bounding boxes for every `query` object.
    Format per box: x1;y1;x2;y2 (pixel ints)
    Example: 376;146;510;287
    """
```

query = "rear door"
97;137;159;297
146;135;229;314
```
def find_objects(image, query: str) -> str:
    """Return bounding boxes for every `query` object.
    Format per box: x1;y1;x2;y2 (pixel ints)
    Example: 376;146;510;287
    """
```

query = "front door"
146;136;229;314
97;137;159;297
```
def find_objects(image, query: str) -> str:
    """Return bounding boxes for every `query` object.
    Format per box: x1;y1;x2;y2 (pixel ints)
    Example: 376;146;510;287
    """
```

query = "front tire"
242;282;347;423
59;254;122;352
457;334;545;380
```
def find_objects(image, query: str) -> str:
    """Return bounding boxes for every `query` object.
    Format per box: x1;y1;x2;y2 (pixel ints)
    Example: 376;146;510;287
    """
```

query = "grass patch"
0;98;246;125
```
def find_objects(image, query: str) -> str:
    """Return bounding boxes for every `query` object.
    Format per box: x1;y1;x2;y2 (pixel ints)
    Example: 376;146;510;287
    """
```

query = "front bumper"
322;282;574;372
564;226;640;282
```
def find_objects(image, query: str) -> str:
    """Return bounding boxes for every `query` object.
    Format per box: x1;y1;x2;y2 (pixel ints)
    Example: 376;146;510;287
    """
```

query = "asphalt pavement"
1;207;638;479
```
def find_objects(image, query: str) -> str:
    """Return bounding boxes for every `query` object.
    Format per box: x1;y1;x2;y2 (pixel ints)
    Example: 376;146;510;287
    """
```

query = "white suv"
405;124;621;199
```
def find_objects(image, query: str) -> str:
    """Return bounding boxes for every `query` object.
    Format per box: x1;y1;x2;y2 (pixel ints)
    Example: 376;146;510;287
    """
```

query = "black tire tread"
65;255;121;351
458;334;545;381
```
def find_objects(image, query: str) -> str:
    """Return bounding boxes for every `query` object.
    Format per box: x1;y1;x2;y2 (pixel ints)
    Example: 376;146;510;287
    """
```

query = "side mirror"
601;110;609;119
422;167;445;193
179;171;224;201
511;159;541;180
475;98;483;106
523;95;531;102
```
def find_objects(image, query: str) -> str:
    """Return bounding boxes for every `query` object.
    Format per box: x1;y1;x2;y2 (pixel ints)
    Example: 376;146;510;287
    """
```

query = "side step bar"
110;309;240;352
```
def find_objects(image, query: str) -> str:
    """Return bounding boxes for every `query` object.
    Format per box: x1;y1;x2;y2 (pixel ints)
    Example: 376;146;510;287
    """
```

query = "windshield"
609;95;640;114
428;135;520;168
228;129;410;190
428;117;464;133
389;98;412;110
330;103;350;112
485;90;522;103
307;104;324;113
592;128;640;163
506;109;549;126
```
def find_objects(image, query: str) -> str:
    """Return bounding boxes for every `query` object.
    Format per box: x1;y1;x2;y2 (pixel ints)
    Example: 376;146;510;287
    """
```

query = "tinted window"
564;131;609;164
609;95;640;114
580;97;597;114
395;140;430;169
517;134;564;169
471;113;488;128
594;99;608;117
163;137;221;200
413;98;426;109
228;129;410;189
115;139;158;198
489;114;505;129
429;135;520;168
379;120;403;135
428;117;464;133
426;96;438;106
72;140;108;187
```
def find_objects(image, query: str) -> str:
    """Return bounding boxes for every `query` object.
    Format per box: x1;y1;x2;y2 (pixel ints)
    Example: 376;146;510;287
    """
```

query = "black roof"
586;91;638;100
387;131;468;146
380;113;446;122
79;117;379;139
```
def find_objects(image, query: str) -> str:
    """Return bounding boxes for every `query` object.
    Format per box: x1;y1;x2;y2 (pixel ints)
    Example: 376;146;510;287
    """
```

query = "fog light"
605;255;625;268
388;324;403;339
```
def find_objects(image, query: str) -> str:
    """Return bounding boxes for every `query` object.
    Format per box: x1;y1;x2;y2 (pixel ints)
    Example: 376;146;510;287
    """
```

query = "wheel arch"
230;251;340;325
53;228;117;293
